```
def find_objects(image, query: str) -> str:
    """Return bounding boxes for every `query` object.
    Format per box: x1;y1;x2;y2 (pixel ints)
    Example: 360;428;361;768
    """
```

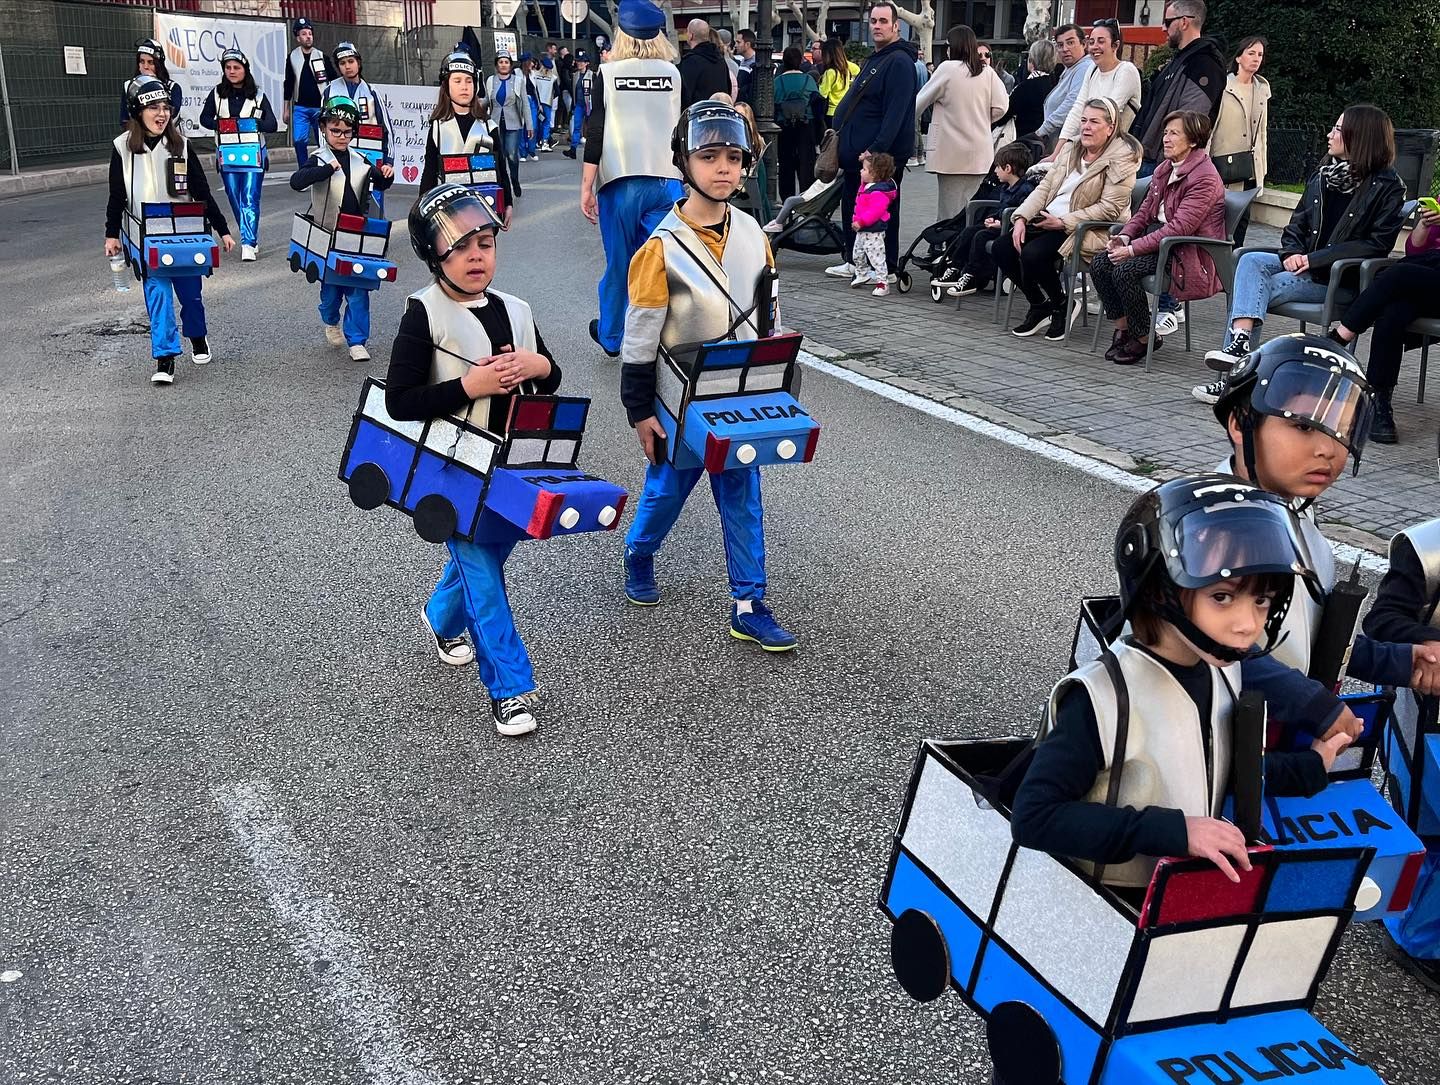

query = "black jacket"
1280;166;1406;283
678;42;730;110
836;38;919;169
1130;37;1225;162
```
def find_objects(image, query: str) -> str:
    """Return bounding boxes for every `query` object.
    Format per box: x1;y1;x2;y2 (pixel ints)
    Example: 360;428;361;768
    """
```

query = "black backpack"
775;75;811;128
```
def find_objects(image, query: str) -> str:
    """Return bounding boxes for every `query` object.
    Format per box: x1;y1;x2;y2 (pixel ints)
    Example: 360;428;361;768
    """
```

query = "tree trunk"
531;0;550;38
893;0;934;56
659;0;679;49
1024;0;1052;43
787;0;829;43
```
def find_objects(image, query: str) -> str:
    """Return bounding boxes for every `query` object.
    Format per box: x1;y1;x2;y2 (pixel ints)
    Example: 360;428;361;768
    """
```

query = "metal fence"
1268;126;1440;199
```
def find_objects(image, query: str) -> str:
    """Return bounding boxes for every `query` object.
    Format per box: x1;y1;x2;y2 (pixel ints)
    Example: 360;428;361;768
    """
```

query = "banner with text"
372;82;441;185
153;12;289;136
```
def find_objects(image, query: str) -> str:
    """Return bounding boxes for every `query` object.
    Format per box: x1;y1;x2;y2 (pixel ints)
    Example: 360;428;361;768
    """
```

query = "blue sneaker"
730;600;797;652
623;546;659;605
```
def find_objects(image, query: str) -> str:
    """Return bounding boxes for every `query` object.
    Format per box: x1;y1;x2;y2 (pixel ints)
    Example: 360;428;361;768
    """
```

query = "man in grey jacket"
1035;24;1092;153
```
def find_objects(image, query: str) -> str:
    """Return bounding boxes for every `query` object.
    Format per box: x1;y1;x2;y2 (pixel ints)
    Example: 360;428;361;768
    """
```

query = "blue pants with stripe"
625;461;767;601
142;274;206;359
291;105;321;168
318;284;370;346
595;176;684;354
426;538;534;700
220;169;263;247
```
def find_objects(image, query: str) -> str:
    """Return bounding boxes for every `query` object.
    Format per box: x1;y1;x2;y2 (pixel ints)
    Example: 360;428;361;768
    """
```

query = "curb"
801;336;1392;559
0;145;303;201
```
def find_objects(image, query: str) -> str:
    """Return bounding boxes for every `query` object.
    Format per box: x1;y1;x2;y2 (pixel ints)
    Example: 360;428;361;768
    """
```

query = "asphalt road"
1;157;1435;1085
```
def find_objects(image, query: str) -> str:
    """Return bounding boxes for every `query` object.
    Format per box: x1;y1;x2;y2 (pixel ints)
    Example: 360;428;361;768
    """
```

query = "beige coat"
1015;134;1142;259
1212;73;1271;192
916;60;1009;176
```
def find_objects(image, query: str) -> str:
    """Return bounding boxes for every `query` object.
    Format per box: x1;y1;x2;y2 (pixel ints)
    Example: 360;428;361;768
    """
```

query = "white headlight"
598;505;617;527
776;439;796;460
559;508;580;530
736;444;757;464
1354;876;1382;912
161;253;174;265
193;252;206;264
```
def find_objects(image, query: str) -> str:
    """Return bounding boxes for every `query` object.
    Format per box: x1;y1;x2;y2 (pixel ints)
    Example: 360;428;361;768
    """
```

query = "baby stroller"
895;173;1007;291
771;178;846;259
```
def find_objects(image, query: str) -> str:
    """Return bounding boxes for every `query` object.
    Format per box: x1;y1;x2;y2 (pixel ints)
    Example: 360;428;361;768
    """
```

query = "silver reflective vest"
410;283;538;428
653;207;771;354
1396;516;1440;630
307;147;373;232
597;58;682;188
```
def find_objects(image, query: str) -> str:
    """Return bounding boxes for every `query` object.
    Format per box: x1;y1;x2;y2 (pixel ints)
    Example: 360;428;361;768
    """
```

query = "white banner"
153;12;289;137
371;83;442;186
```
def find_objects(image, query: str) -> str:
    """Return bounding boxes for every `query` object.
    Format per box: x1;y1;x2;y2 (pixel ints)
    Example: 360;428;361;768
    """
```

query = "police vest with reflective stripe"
410;283;538;428
597;59;682;189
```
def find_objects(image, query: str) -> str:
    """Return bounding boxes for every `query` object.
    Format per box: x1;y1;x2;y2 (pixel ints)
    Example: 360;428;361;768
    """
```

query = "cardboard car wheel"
412;494;458;543
987;1002;1061;1085
890;908;949;1003
347;463;390;510
289;252;302;273
896;271;913;293
305;261;320;284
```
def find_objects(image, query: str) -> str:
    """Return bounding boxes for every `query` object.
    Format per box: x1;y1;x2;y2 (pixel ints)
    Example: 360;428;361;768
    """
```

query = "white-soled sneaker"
241;244;257;262
421;607;474;666
1191;377;1228;405
324;324;345;347
871;282;890;297
151;356;176;385
189;336;211;364
349;343;370;362
824;262;855;278
850;272;875;288
1154;306;1185;336
492;696;537;737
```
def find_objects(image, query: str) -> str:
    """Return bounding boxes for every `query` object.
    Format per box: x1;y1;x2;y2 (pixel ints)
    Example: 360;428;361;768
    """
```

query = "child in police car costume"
288;97;395;362
119;38;182;127
105;78;235;386
384;184;562;737
416;50;514;219
579;0;685;357
324;41;394;215
199;48;278;262
283;18;337;169
1364;498;1440;992
1011;475;1348;900
620;101;797;652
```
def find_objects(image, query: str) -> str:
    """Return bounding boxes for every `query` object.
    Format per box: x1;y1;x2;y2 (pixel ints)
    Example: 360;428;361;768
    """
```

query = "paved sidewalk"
782;170;1439;549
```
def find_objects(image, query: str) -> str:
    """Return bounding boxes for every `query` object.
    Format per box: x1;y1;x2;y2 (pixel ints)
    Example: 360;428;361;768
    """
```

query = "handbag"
814;59;887;183
1214;149;1255;185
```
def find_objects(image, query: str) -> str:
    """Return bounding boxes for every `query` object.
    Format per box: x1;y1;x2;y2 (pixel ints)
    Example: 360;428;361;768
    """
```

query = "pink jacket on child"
853;180;898;231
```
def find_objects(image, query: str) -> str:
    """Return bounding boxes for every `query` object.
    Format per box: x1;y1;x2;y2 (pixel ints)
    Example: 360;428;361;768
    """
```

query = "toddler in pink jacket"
851;152;899;296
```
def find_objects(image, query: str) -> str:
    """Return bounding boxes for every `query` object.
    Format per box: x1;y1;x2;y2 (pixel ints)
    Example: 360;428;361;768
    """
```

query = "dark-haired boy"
934;141;1036;297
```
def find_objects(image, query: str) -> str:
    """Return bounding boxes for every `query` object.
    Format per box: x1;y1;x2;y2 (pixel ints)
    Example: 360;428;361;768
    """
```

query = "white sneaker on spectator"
871;282;890;297
1154;307;1186;336
762;219;783;233
825;262;855;278
850;272;877;288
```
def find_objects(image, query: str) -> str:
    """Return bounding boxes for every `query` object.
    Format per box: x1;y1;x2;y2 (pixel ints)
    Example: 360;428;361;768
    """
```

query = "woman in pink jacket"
1090;110;1226;365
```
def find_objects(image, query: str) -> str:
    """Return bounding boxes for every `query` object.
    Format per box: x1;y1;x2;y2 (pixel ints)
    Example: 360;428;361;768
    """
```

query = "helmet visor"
425;194;505;258
1255;356;1373;455
1166;499;1308;588
684;109;751;159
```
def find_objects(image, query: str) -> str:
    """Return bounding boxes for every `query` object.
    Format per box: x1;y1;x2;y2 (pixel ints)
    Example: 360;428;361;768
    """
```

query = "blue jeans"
426;537;534;700
219;169;263;247
625;461;767;601
1387;846;1440;960
570;108;587;150
1228;251;1329;328
500;127;521;190
291;105;320;168
595;176;685;353
142;274;206;358
318;284;370;346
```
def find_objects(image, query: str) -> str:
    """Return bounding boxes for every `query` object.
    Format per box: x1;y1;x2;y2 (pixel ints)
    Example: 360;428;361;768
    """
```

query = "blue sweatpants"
625;461;767;601
596;176;685;354
319;284;370;346
520;101;539;157
570;108;588;150
291;105;320;168
142;274;207;359
425;537;534;700
1388;845;1440;960
220;169;263;247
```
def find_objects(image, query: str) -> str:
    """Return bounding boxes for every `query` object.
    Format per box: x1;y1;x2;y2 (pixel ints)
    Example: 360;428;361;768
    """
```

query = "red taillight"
527;489;564;540
605;493;627;530
704;433;731;474
218;118;238;133
148;247;159;269
1391;851;1426;913
359;124;383;140
173;202;206;218
210;245;219;267
802;424;820;463
442;155;469;174
336;212;368;232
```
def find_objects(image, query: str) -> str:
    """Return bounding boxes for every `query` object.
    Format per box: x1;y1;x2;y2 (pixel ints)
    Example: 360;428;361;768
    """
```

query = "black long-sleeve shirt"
582;77;607;166
105;138;230;238
289;152;394;216
385;294;561;428
417;115;514;204
1364;538;1440;647
198;88;280;134
1011;646;1329;869
283;50;334;107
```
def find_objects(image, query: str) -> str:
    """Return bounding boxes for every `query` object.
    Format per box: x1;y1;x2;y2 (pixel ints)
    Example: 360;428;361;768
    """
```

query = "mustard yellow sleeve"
627;237;670;310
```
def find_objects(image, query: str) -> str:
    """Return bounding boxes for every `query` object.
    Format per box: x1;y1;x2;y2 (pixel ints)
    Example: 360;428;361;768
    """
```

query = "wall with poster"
152;11;289;136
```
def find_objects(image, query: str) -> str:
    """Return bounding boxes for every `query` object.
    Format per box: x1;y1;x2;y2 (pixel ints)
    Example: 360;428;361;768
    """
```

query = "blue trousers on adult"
499;127;522;191
425;537;534;700
142;274;207;358
219;169;263;247
595;176;684;354
625;461;767;601
318;284;370;346
570;108;588;150
1388;845;1440;960
291;105;320;168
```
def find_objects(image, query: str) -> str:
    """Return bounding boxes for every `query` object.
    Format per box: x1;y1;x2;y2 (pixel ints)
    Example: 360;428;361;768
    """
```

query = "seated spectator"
1201;104;1406;376
933;141;1037;295
1325;202;1440;445
993;97;1142;342
1091;110;1225;365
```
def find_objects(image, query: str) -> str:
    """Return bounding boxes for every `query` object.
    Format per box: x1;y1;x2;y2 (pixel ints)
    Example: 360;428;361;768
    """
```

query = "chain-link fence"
1268;126;1440;199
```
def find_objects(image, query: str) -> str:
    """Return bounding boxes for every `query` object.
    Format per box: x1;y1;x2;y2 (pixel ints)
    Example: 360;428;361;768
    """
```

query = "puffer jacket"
1279;164;1407;283
1121;148;1226;301
1015;133;1143;259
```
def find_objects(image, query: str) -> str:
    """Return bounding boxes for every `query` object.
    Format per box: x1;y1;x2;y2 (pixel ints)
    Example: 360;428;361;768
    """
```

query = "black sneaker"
1191;376;1228;405
588;318;619;358
151;356;176;385
1204;329;1252;372
190;336;211;364
1011;305;1053;338
950;273;981;297
562;148;577;159
1043;312;1068;341
491;695;537;737
421;606;474;666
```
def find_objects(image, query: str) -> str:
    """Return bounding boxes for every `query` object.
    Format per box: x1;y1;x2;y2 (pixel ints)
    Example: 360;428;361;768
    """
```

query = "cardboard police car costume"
324;41;393;213
200;48;278;259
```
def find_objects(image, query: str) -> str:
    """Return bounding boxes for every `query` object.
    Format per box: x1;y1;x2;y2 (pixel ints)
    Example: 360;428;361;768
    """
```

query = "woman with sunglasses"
1045;20;1140;164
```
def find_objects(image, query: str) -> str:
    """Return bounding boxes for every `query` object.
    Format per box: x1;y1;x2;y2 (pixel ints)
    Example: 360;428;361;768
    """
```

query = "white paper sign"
371;82;443;186
153;11;289;135
493;30;520;58
63;46;86;76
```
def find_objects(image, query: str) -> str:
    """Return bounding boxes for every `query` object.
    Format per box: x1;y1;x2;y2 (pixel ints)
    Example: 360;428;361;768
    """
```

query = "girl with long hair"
199;49;277;261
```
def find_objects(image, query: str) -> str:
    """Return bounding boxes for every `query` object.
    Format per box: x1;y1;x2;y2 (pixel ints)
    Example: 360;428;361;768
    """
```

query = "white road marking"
800;351;1389;575
213;780;441;1085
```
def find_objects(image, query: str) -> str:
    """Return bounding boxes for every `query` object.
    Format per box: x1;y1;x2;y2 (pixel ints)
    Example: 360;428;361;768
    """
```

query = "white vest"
1044;640;1238;888
216;91;265;121
289;47;330;95
597;58;682;188
325;78;380;125
307;146;373;231
114;132;188;209
430;117;496;156
653;206;772;354
410;283;538;428
1396;516;1440;630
